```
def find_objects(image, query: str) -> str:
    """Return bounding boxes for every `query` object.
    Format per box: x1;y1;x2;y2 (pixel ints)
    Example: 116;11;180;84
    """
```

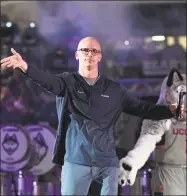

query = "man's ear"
99;53;102;62
75;51;79;60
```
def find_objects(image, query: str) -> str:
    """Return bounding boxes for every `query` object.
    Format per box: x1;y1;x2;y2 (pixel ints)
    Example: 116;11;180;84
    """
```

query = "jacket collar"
73;72;108;93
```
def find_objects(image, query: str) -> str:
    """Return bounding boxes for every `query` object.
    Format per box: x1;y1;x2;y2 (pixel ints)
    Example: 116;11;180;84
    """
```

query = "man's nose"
87;51;93;56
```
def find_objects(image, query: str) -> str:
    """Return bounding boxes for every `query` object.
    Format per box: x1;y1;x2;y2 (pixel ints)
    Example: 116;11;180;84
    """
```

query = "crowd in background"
0;3;186;128
1;40;186;128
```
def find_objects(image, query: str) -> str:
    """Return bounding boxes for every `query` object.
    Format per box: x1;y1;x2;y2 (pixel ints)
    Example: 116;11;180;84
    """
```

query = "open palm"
0;48;28;72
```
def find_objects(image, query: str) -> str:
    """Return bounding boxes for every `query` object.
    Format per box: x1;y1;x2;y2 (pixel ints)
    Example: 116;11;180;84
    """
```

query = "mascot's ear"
166;68;183;87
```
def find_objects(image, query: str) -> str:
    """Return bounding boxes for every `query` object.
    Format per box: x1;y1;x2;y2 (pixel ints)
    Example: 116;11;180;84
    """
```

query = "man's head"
75;37;102;72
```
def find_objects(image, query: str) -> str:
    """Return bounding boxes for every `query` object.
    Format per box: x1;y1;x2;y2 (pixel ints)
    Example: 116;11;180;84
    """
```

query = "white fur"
119;70;186;186
119;120;169;186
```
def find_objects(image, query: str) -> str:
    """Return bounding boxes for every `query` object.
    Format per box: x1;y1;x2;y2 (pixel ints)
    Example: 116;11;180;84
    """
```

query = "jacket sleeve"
124;119;171;169
120;86;174;120
18;65;67;96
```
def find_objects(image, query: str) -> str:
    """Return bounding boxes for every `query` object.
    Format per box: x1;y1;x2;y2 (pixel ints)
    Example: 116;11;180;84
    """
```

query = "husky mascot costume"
119;69;186;195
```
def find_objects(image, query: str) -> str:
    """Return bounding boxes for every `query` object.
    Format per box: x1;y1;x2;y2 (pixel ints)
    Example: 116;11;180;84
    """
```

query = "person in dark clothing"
0;37;181;196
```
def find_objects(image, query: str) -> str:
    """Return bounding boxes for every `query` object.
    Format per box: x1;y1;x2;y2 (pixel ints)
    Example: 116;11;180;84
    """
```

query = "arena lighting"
5;22;12;28
0;21;18;45
151;35;165;41
124;40;129;45
44;48;68;74
29;22;36;28
22;22;38;45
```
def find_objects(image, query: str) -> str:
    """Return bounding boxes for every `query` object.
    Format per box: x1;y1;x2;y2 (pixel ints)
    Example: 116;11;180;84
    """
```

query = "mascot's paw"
127;167;138;186
118;166;129;186
118;157;138;186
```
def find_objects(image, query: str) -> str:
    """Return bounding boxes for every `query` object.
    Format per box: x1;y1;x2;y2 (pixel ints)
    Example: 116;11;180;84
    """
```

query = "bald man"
1;37;178;195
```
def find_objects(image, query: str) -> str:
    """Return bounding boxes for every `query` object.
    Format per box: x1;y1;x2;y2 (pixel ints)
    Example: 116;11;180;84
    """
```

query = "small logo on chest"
78;90;84;94
101;94;109;98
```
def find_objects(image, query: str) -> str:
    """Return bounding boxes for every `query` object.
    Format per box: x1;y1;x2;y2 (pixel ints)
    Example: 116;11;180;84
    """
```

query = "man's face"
75;38;102;71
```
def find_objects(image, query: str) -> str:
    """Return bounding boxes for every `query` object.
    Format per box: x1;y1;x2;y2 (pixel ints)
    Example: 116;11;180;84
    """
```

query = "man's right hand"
0;48;28;72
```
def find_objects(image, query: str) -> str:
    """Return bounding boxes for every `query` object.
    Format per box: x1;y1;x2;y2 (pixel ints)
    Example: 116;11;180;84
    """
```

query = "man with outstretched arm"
0;37;182;196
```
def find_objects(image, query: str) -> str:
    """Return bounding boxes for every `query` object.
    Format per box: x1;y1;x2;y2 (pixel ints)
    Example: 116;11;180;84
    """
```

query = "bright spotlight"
5;22;12;28
151;35;165;41
29;22;36;28
124;40;129;45
22;23;38;45
0;21;18;45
